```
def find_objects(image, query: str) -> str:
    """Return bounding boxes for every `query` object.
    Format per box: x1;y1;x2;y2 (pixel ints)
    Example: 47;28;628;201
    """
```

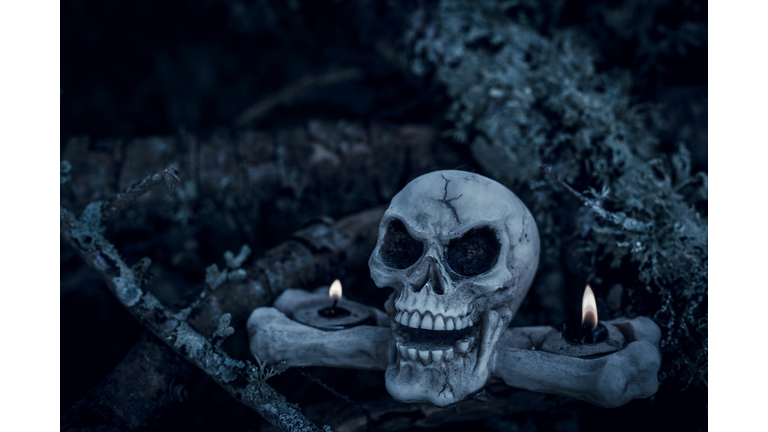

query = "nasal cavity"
430;263;445;295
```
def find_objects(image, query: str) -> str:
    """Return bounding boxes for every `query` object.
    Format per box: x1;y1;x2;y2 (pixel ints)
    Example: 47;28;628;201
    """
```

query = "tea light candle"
292;279;376;330
540;284;624;358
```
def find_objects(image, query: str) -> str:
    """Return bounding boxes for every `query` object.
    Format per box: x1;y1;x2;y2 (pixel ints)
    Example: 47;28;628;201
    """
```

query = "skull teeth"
434;315;445;330
398;345;408;358
455;339;471;355
400;310;409;325
396;342;456;365
408;312;420;328
443;347;453;361
407;348;418;361
396;310;472;330
421;314;433;330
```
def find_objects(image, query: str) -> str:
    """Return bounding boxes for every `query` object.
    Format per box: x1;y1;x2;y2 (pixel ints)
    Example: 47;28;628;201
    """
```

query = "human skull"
368;170;540;407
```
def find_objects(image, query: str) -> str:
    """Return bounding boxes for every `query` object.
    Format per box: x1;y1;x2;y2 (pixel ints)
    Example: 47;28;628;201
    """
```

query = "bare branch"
540;165;652;233
61;203;322;432
101;166;180;220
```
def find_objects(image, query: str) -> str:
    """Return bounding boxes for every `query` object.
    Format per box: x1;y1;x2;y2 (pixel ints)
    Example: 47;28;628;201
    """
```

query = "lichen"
228;268;247;282
213;313;236;345
173;322;207;358
224;244;252;269
140;292;163;311
61;203;144;306
60;160;72;185
112;275;143;307
66;202;107;252
205;264;228;290
219;357;246;383
248;357;288;383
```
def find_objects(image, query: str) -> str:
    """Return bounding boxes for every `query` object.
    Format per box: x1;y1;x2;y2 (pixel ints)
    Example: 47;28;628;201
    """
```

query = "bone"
492;316;662;408
249;288;661;408
247;307;390;369
493;341;660;408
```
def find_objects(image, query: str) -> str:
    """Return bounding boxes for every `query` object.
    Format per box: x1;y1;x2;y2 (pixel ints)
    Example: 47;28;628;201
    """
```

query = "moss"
403;0;707;389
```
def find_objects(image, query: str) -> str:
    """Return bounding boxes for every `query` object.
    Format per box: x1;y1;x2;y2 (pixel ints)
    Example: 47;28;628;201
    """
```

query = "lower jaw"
385;352;484;407
385;311;500;407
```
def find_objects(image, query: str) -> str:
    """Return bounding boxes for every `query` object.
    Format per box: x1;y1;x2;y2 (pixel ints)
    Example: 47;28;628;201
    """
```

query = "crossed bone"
248;288;661;408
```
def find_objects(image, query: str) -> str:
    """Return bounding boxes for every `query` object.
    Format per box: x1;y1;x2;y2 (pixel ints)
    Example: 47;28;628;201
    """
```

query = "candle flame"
329;279;342;300
581;284;598;331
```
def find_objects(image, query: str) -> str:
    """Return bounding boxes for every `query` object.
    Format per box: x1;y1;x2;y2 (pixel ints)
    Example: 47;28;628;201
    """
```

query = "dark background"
61;0;707;431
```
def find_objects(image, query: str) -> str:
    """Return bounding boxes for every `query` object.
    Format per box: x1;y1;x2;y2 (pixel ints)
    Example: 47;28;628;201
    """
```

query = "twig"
102;166;180;219
61;200;321;432
62;206;386;430
233;67;363;127
540;165;652;233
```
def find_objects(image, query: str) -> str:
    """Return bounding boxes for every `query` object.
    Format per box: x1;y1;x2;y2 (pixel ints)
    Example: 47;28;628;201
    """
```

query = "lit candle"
581;285;598;332
539;284;624;358
557;284;609;344
317;279;350;318
292;279;375;330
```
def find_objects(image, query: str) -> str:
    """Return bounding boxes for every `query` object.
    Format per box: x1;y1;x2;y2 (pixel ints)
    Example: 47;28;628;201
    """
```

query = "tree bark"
61;333;191;432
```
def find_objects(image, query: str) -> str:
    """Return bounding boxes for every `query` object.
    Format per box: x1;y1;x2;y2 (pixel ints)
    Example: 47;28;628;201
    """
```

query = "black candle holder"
293;297;375;330
539;320;624;358
557;320;609;345
318;298;351;319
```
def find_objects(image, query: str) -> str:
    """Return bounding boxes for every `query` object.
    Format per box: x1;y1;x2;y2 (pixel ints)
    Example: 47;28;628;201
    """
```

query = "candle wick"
331;298;338;311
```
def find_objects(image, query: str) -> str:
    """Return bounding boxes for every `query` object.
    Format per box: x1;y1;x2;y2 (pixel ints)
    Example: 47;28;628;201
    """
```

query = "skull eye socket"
446;226;501;277
380;219;424;270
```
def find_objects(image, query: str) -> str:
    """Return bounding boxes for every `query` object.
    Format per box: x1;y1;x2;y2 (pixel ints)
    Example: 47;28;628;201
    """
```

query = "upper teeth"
395;310;473;330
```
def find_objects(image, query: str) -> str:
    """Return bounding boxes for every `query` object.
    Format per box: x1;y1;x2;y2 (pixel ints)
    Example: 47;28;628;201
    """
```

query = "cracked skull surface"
369;170;540;407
